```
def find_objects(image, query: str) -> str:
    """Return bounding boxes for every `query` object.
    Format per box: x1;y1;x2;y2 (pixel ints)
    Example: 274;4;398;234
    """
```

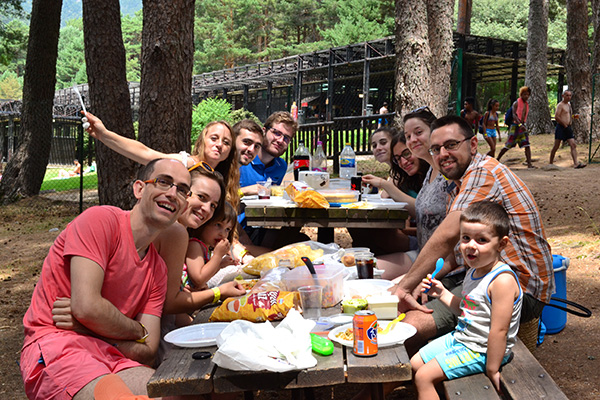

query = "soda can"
353;310;378;357
350;175;362;191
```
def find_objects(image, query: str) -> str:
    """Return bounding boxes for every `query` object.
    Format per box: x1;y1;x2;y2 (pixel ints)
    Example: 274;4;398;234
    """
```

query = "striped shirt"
448;153;554;303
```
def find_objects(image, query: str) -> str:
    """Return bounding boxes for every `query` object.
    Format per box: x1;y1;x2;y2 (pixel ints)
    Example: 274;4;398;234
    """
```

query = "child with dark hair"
411;201;522;399
482;99;501;158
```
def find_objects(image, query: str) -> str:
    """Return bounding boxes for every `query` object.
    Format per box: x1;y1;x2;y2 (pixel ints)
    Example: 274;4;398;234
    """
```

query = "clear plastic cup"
298;285;323;320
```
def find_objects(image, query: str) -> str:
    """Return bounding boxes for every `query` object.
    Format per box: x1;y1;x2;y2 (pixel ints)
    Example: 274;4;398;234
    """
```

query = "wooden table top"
148;305;412;397
244;205;409;229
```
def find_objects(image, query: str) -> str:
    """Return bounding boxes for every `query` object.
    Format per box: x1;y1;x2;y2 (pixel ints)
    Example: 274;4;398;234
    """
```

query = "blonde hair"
191;121;240;208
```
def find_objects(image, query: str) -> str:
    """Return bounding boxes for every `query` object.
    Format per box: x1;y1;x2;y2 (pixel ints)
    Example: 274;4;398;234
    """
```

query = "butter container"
367;295;400;319
316;189;358;204
299;171;330;189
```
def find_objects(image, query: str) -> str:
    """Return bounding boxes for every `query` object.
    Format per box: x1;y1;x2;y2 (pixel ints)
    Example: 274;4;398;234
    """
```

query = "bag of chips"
209;290;298;323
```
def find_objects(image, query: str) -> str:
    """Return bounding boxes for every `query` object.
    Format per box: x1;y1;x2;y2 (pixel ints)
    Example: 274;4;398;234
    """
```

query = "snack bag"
243;253;278;276
294;190;329;209
242;243;325;275
209;291;298;322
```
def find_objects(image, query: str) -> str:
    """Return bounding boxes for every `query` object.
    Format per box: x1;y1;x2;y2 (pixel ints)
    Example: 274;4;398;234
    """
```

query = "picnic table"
148;305;412;399
244;204;409;243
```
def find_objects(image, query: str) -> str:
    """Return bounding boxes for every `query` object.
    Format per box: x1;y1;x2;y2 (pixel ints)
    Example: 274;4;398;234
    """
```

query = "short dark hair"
460;200;510;238
431;115;474;139
137;158;164;181
464;97;475;106
233;119;263;137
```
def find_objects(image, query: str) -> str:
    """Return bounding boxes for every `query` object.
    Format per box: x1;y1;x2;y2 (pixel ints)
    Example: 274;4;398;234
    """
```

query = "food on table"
243;243;324;276
294;190;329;209
341;254;355;267
317;189;358;204
234;276;259;291
341;298;368;314
270;185;284;197
209;290;298;322
335;325;387;342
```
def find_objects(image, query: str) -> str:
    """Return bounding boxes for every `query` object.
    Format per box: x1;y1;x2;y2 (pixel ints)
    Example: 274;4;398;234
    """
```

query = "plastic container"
317;189;358;204
312;141;327;172
283;264;345;308
541;255;570;334
339;143;357;179
299;171;330;189
367;295;400;319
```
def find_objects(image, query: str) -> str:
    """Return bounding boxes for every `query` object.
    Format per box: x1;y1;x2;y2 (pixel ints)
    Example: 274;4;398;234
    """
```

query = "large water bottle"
293;141;311;180
312;141;327;172
339;143;357;179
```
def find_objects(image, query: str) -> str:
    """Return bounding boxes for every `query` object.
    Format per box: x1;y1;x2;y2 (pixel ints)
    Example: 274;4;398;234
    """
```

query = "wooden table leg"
243;391;254;400
317;227;335;244
370;383;384;400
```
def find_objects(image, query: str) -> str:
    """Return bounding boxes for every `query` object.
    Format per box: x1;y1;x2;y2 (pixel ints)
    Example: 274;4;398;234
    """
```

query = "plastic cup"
257;181;271;199
355;252;375;279
298;285;323;320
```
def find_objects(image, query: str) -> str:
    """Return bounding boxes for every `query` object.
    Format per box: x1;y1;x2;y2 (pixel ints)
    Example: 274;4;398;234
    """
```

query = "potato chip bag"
243;253;278;276
209;291;298;322
294;190;329;209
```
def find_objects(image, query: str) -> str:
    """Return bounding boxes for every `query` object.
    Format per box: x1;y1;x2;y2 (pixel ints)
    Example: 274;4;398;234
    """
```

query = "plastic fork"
381;313;406;335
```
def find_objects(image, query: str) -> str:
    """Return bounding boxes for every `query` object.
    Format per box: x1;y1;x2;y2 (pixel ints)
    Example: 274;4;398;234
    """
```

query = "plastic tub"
283;264;345;308
541;255;569;334
367;295;400;319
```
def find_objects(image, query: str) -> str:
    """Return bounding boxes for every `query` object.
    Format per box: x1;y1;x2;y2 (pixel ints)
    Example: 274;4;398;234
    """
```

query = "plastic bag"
212;309;317;372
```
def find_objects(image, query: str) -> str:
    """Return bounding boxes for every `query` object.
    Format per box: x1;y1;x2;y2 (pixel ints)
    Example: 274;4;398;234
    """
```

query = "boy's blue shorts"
419;332;512;380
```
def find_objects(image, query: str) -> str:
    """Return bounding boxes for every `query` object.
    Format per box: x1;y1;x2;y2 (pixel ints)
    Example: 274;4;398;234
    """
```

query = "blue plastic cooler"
541;255;569;334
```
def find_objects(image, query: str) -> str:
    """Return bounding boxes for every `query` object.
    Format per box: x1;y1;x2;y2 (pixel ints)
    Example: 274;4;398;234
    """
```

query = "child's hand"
219;281;246;299
219;254;235;269
420;274;444;298
486;370;501;392
213;239;230;259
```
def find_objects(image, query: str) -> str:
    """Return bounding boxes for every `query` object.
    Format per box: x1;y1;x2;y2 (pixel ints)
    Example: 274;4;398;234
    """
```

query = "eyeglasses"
410;106;433;115
269;127;292;144
392;149;413;165
188;160;214;173
428;137;473;156
143;176;191;200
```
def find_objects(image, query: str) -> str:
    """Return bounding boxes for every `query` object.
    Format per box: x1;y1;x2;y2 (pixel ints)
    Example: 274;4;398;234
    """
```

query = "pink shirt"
22;206;168;349
515;98;529;123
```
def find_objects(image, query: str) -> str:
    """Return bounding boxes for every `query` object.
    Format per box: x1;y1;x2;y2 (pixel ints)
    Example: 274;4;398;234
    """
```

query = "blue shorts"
419;332;512;380
484;128;497;138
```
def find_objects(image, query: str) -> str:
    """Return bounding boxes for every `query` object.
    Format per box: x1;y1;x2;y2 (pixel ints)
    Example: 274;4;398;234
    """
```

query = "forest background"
0;0;571;101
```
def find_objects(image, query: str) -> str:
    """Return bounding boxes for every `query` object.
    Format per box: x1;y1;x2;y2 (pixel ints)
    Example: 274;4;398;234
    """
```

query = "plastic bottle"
291;101;298;121
312;141;327;172
339;143;357;179
293;141;311;180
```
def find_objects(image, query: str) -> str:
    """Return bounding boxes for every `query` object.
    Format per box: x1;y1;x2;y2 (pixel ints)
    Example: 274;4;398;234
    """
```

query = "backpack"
504;106;513;126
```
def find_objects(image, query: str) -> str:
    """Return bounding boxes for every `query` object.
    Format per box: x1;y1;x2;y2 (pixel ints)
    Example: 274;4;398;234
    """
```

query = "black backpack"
504;106;513;126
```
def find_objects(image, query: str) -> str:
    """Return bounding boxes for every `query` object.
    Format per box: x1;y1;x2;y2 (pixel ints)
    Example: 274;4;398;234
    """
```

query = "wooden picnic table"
148;305;412;399
244;205;409;243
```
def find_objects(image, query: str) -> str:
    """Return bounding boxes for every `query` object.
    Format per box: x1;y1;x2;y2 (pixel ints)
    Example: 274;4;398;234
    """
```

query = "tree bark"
592;0;600;140
83;0;137;208
427;0;454;118
394;0;431;125
138;0;194;154
524;0;554;135
0;0;62;204
565;0;592;143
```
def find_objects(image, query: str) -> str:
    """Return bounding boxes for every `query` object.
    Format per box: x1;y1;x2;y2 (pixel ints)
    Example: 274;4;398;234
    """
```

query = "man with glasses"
20;158;191;399
392;115;553;356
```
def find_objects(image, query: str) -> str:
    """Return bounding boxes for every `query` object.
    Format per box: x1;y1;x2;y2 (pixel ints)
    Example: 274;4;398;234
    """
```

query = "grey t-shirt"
415;168;448;250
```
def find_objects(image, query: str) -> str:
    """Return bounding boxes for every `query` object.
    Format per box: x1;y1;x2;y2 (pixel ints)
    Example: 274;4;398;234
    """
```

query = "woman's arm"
85;111;184;166
361;174;416;218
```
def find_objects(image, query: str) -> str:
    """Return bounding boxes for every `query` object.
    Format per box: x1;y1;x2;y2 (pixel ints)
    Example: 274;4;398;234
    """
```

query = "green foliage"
0;70;23;99
0;19;28;69
55;22;86;89
40;169;98;192
230;108;261;125
191;98;232;144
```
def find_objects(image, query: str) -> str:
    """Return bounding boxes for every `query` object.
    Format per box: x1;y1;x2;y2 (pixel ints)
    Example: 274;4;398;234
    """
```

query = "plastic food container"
316;189;358;204
367;295;400;319
283;264;345;308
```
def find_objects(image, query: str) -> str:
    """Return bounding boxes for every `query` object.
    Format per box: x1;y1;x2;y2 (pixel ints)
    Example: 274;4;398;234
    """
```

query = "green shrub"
191;98;232;145
230;108;261;125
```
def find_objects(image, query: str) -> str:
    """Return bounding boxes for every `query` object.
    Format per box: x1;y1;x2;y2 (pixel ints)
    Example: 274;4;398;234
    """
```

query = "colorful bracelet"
237;188;244;198
239;248;248;262
212;287;221;303
135;322;149;343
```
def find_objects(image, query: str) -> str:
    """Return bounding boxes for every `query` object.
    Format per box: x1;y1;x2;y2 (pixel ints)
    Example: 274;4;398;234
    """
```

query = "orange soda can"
353;310;378;357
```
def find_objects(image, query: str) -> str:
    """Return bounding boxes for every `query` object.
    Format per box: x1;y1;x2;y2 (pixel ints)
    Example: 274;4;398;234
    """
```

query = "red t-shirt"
23;206;167;348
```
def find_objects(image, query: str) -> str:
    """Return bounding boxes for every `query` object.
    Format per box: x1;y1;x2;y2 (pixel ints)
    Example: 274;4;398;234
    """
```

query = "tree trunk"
0;0;62;204
83;0;137;208
524;0;554;135
566;0;592;143
138;0;194;154
427;0;454;118
592;0;600;141
394;0;431;125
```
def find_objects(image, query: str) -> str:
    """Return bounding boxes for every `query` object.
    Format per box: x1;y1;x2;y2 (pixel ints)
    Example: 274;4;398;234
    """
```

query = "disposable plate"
328;321;416;348
164;323;229;348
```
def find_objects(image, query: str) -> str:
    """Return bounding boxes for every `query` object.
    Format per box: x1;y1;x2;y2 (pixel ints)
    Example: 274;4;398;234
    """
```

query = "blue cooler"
541;255;569;334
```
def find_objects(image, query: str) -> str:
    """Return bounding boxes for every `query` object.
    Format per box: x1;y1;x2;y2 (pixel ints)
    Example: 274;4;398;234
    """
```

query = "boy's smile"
459;221;507;277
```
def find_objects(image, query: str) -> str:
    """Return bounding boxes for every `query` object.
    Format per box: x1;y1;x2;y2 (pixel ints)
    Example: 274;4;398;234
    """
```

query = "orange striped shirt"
448;154;554;303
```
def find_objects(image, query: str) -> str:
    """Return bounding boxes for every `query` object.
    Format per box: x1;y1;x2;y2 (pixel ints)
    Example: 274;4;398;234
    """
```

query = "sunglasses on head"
188;160;215;173
409;106;433;115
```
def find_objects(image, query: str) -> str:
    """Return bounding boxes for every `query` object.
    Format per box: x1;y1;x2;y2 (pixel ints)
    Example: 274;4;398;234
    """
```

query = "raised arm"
84;111;183;166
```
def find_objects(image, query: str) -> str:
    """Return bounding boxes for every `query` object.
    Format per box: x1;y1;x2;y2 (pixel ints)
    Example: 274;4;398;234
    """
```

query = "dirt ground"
1;134;599;399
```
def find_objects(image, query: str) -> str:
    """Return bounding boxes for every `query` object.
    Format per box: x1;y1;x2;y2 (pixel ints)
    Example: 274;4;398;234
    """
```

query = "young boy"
411;201;523;399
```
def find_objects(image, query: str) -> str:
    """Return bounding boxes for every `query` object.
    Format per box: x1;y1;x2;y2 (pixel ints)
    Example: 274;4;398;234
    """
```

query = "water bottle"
339;143;357;179
312;141;327;172
293;141;311;180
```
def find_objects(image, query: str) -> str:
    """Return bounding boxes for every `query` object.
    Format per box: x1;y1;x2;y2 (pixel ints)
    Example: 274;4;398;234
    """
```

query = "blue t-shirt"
239;155;287;187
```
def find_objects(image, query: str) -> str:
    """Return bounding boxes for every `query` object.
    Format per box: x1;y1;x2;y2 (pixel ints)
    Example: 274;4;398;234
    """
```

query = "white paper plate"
368;201;408;210
164;323;230;348
328;321;416;348
242;198;292;207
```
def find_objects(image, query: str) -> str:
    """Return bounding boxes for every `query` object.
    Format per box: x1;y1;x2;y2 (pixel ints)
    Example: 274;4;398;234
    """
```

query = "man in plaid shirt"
393;115;554;353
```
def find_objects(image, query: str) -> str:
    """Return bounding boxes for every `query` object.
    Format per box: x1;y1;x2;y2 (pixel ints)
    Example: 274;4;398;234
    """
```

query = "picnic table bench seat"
444;339;567;400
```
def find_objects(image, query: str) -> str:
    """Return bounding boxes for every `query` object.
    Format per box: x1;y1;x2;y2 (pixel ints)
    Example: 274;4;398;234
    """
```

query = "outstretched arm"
84;111;183;165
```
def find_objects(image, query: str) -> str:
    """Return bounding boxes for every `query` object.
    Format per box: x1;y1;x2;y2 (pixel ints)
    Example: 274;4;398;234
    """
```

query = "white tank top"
453;264;523;355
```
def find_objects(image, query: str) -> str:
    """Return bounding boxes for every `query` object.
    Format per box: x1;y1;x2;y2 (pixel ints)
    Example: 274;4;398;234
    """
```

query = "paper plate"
328;321;416;348
164;323;229;348
242;198;291;207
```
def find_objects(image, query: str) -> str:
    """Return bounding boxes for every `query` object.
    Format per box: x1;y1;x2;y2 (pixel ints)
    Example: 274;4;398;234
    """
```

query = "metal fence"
588;73;600;163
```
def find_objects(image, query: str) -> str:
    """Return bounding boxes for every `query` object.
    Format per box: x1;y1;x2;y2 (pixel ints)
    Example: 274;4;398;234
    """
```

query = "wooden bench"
443;339;567;400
